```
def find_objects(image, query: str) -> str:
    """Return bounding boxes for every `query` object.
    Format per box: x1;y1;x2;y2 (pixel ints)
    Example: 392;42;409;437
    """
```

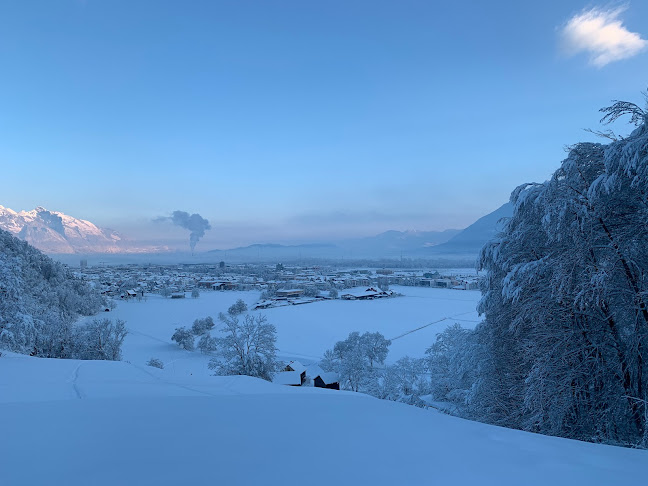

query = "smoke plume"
156;210;211;253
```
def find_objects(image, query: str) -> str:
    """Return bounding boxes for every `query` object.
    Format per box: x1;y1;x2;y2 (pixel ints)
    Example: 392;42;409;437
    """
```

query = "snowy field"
1;352;646;486
103;286;481;376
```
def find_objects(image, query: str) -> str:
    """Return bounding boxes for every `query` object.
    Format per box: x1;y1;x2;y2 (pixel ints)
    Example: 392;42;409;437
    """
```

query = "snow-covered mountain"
0;205;165;254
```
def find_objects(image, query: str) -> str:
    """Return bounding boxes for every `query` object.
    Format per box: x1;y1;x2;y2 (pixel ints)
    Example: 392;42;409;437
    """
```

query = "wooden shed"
313;372;340;390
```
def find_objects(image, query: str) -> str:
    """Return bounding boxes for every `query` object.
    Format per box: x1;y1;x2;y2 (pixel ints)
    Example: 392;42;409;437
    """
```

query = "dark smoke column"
170;211;211;254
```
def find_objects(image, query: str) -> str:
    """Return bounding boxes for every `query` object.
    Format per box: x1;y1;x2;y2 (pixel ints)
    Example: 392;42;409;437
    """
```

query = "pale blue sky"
1;1;647;249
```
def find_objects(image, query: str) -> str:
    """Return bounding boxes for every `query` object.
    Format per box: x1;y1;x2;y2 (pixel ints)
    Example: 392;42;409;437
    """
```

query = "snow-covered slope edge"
0;353;645;486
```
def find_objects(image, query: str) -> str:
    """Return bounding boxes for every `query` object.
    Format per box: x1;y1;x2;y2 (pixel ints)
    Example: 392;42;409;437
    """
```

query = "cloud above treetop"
560;5;646;67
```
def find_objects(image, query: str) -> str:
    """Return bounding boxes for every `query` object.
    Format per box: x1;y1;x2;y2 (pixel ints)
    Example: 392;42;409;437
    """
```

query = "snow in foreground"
1;353;646;486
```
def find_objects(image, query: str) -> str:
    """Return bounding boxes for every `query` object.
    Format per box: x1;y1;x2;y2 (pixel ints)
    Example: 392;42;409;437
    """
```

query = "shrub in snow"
171;327;195;351
227;299;248;316
66;318;128;361
197;334;218;354
208;313;279;381
303;287;320;297
191;288;200;298
147;358;164;369
328;288;338;299
191;316;215;336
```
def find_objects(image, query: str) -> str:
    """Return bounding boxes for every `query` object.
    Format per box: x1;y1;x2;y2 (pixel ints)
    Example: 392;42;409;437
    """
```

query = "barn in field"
313;372;340;390
284;361;307;385
273;371;304;386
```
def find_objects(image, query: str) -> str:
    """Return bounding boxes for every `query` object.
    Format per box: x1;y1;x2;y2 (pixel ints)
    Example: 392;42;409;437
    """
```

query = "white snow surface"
1;286;646;485
1;352;646;486
108;286;482;369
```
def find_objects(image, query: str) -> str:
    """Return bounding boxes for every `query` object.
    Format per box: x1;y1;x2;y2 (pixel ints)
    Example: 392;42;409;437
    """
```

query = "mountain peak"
0;204;167;254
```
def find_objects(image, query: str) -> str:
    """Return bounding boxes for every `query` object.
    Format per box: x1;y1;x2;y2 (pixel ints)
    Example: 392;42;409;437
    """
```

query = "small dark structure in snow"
313;372;339;390
213;282;237;291
340;287;392;301
171;292;186;299
275;289;304;299
253;300;274;310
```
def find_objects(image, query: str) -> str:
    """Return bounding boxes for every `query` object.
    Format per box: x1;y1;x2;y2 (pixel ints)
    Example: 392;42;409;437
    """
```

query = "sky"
0;0;647;250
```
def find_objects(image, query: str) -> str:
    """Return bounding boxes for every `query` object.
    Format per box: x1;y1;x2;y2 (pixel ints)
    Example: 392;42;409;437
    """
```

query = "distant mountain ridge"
207;205;511;262
208;229;462;261
0;205;167;255
427;203;513;256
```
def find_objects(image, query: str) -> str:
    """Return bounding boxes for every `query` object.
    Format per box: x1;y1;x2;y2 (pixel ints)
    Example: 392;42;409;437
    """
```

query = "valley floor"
107;286;482;373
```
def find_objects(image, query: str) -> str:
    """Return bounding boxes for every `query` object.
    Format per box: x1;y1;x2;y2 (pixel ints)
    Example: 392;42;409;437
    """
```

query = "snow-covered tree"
208;313;278;381
303;286;320;297
191;288;200;298
73;318;128;361
197;333;218;354
227;299;248;316
361;332;391;368
171;327;195;351
0;228;107;359
425;324;476;408
321;331;391;392
191;316;215;336
474;92;648;446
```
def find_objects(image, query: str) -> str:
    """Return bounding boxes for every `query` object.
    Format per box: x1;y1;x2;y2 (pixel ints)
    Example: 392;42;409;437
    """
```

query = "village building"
313;372;340;390
273;371;304;386
341;287;391;300
212;281;238;291
284;360;307;385
275;289;304;299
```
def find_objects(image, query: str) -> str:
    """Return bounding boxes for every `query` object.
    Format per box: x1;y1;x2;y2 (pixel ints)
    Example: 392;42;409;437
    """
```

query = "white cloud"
560;5;647;67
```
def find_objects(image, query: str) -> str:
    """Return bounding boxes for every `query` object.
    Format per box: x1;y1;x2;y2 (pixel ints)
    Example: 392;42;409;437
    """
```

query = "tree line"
0;228;127;360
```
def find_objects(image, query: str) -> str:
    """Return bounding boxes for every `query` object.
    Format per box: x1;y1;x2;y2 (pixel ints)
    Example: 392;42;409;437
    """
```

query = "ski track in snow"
71;363;84;399
126;328;171;346
127;362;226;397
389;310;478;341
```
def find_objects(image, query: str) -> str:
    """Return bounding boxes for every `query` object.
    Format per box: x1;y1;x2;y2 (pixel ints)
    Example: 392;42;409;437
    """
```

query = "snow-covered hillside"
0;205;166;254
1;351;646;486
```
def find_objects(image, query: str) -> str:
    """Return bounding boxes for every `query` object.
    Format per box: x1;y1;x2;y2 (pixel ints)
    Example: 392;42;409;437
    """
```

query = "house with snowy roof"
283;361;306;385
313;372;340;390
273;371;304;386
